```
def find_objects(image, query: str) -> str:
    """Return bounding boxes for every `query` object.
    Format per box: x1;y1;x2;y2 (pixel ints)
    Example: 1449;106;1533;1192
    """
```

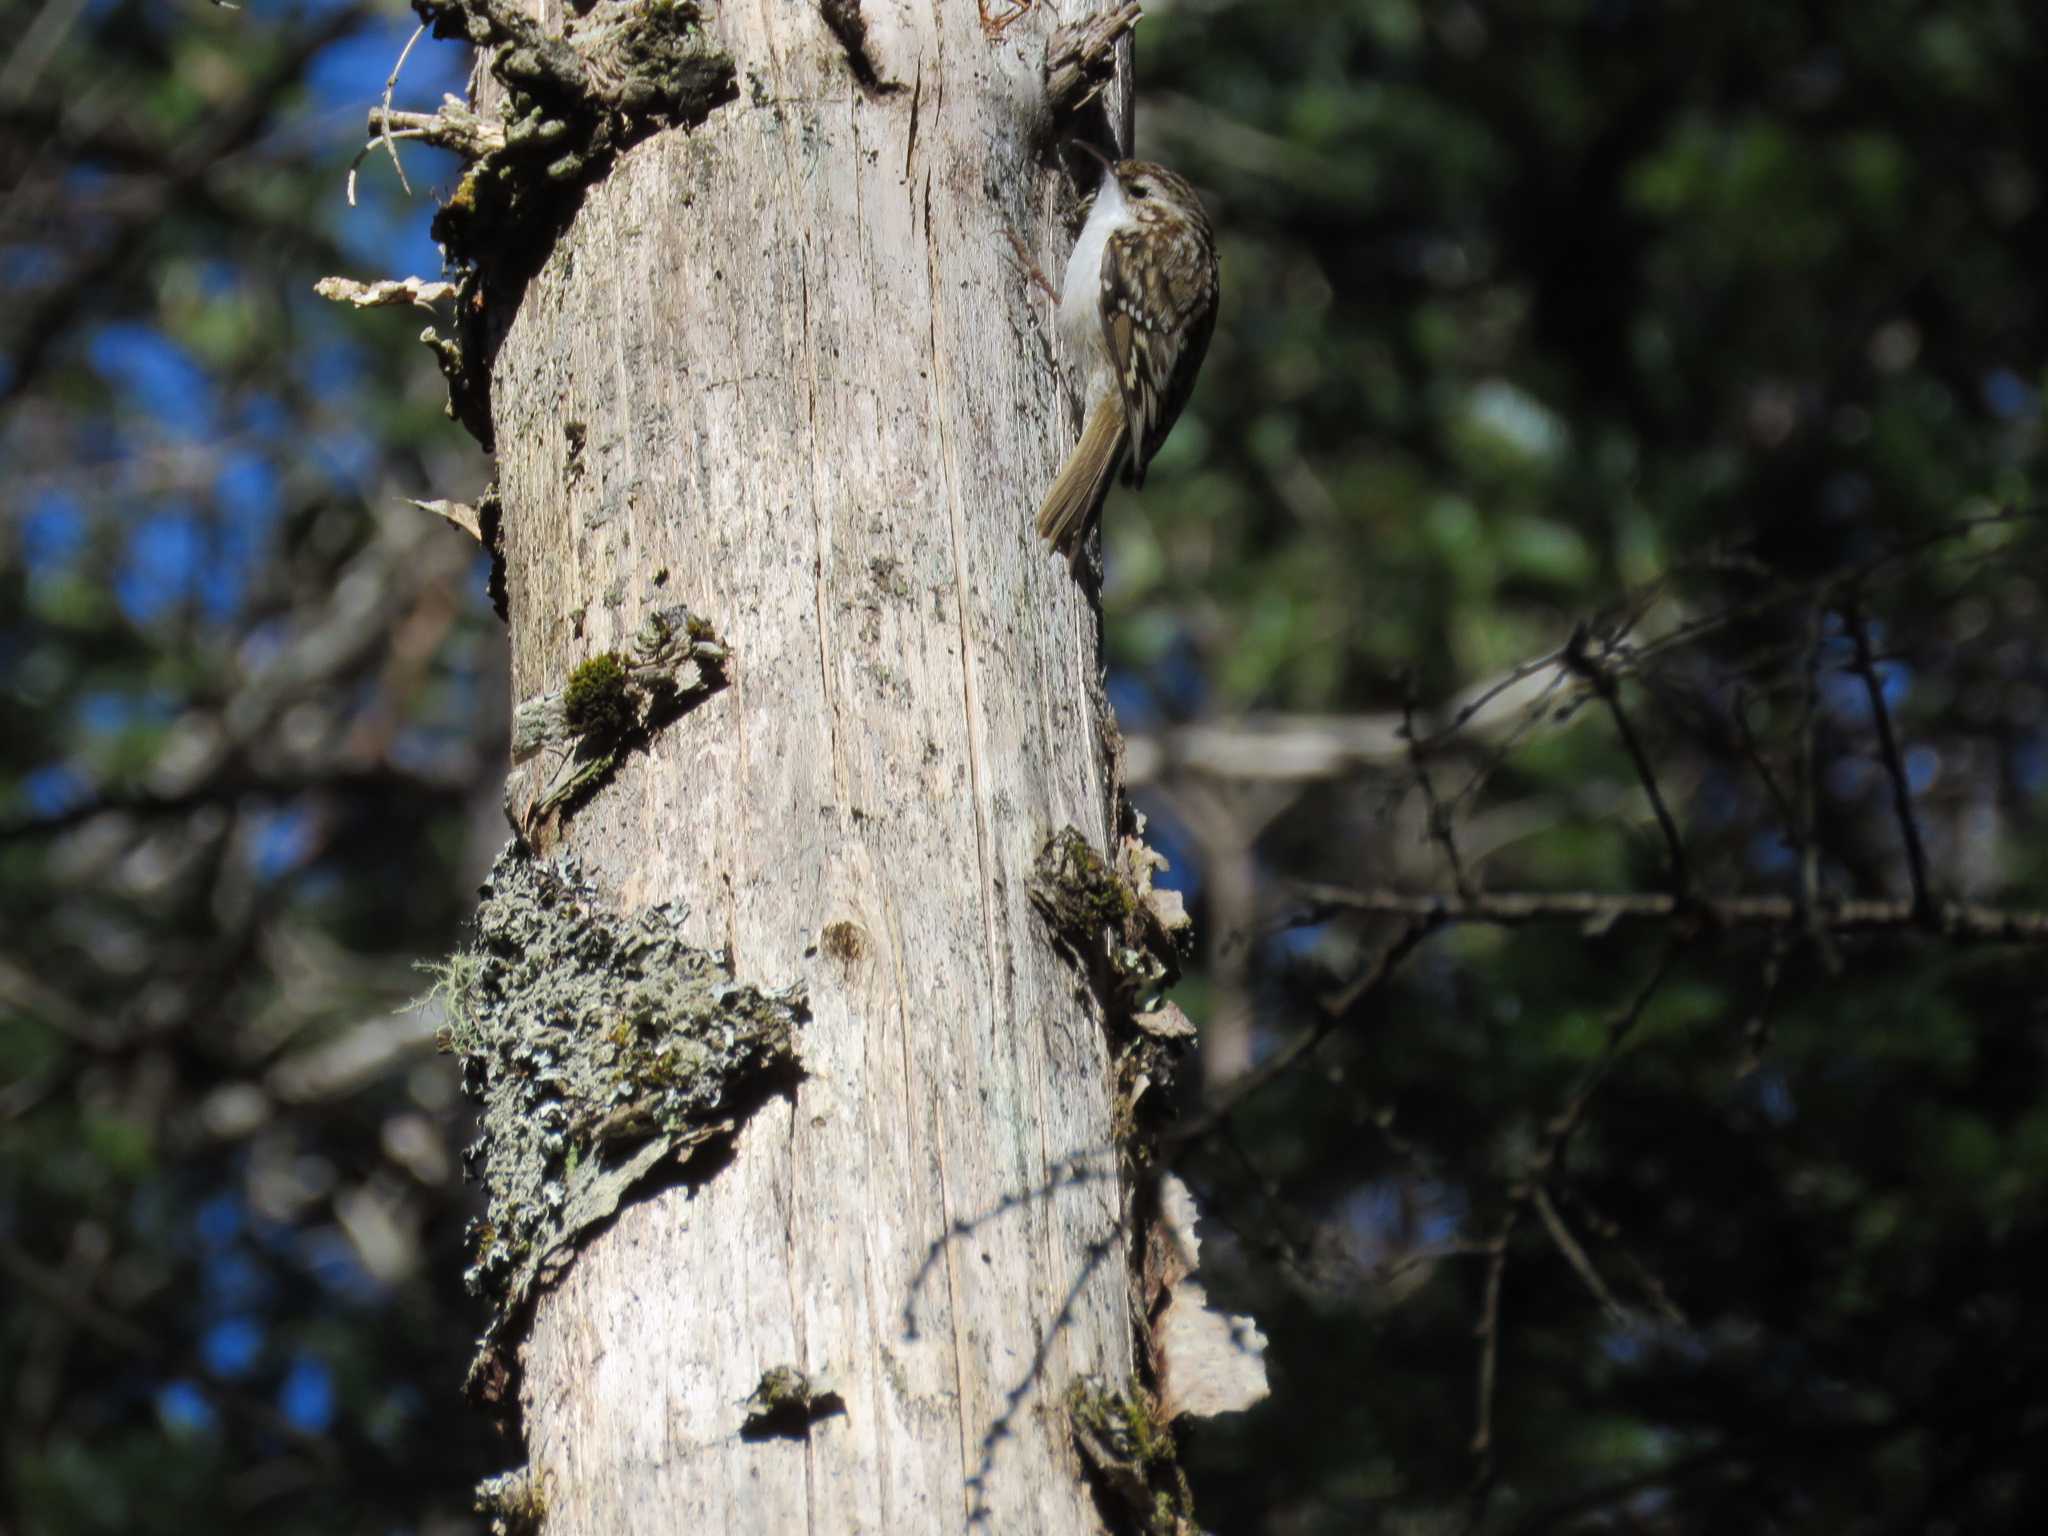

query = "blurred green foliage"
1131;2;2048;1531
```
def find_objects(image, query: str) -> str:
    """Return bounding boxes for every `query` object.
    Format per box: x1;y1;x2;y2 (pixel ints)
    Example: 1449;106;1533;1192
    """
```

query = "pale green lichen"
1067;1378;1195;1536
436;844;804;1398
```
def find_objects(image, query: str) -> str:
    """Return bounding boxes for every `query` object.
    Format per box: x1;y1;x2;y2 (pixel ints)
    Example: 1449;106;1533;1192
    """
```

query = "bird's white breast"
1058;167;1133;398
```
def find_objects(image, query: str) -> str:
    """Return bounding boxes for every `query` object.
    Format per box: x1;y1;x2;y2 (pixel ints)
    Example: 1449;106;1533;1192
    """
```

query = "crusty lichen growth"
1032;815;1198;1180
435;843;804;1396
1033;827;1135;930
474;1465;546;1536
392;2;738;446
417;0;735;266
1067;1377;1196;1536
1030;819;1192;1006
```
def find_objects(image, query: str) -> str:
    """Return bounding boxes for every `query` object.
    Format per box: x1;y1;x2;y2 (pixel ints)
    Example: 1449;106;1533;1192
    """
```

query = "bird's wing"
1099;223;1218;486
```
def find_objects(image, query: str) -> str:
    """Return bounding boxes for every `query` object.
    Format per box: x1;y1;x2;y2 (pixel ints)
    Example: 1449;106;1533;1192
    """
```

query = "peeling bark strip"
428;845;805;1403
1043;2;1144;120
313;274;460;309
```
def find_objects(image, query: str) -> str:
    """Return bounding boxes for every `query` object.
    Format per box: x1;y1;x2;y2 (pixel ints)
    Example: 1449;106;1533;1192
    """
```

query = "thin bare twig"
381;24;423;193
1003;226;1060;303
1845;598;1935;922
1168;921;1435;1149
1738;929;1792;1076
1542;943;1685;1176
346;23;424;206
1558;1186;1689;1328
1461;943;1684;1527
980;0;1036;42
1729;681;1796;831
1564;624;1691;896
1468;1230;1509;1482
1124;511;2039;790
1449;660;1584;815
1796;601;1843;970
1615;507;2032;678
1427;644;1571;752
1404;686;1473;900
1531;1184;1632;1327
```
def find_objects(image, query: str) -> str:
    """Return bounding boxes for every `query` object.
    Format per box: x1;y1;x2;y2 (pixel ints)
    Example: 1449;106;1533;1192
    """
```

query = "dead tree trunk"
392;3;1194;1533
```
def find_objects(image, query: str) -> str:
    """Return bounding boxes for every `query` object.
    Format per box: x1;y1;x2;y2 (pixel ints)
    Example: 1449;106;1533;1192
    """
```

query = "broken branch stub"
504;603;729;845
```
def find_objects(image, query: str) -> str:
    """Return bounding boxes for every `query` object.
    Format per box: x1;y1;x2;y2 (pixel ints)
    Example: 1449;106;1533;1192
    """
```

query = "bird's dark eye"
1129;181;1150;199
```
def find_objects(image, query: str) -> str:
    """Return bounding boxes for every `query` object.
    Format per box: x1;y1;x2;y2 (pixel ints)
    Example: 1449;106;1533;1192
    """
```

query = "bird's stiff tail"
1035;396;1127;555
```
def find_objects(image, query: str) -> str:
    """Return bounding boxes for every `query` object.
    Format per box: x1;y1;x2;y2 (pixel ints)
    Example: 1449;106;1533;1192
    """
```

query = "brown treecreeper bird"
1035;147;1219;555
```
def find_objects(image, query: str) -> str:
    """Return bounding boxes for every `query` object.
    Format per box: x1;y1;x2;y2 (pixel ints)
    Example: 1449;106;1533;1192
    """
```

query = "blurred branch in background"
2;2;501;1532
0;2;380;409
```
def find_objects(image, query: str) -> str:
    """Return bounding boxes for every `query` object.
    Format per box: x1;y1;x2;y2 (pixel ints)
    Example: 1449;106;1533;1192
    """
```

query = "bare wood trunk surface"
489;5;1130;1532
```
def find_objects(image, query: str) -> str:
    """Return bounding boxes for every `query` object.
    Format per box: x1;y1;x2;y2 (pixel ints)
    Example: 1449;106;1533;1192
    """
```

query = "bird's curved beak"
1068;140;1115;174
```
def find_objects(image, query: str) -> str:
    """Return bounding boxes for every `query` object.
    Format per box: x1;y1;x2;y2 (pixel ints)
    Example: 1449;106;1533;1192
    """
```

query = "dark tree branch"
1796;601;1844;971
1564;623;1691;897
1288;885;2048;944
1404;686;1474;900
1462;942;1684;1529
1462;1228;1509;1524
1168;921;1435;1148
1845;598;1935;922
